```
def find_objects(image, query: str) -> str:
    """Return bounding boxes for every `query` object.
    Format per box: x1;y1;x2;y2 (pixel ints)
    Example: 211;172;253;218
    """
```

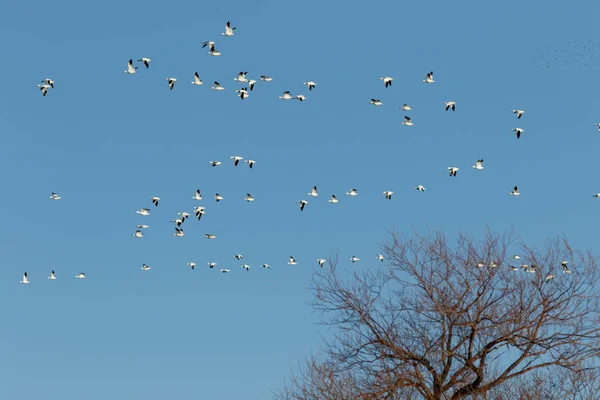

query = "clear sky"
1;0;600;398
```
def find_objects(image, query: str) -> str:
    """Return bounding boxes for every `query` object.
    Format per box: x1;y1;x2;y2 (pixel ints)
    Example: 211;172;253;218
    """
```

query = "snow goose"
20;272;30;284
401;104;412;111
194;206;205;221
192;190;203;200
138;58;151;68
40;78;55;89
124;59;137;74
298;200;308;211
241;264;250;271
220;269;230;273
234;71;248;83
513;255;521;260
509;186;520;196
244;193;255;202
208;262;217;269
136;208;150;216
401;116;414;126
191;72;203;85
472;159;484;170
261;264;271;269
203;42;221;56
166;78;177;91
328;194;339;203
137;224;149;229
376;254;384;262
379;77;393;87
141;264;151;271
444;101;456;111
48;270;57;280
288;256;297;265
211;81;225;91
187;262;196;270
132;230;144;238
278;91;293;100
222;21;236;36
422;71;435;83
414;185;426;191
383;191;393;200
209;161;222;167
233;254;244;260
512;109;525;119
447;167;459;177
593;123;600;132
204;233;216;239
511;128;524;139
171;218;184;227
151;196;160;207
178;212;190;220
173;227;184;237
260;76;273;82
295;94;307;102
369;98;383;106
561;261;572;274
214;193;224;202
230;155;243;166
235;87;249;100
304;81;316;90
317;258;327;267
37;84;50;96
350;256;360;263
545;274;554;282
510;265;519;271
75;273;86;279
593;193;600;198
49;192;61;200
248;80;257;91
346;188;358;196
308;186;319;197
244;159;256;169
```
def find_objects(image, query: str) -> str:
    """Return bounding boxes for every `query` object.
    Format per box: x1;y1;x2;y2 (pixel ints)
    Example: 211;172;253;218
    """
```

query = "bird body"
346;188;358;196
423;71;435;83
448;167;459;177
444;101;456;111
138;58;151;68
509;186;520;196
328;195;339;203
472;159;484;170
383;191;393;200
379;77;393;87
369;98;383;106
414;185;426;191
298;200;308;211
512;109;525;119
511;128;524;139
166;78;177;90
191;72;203;85
124;59;137;74
49;192;61;200
304;81;316;90
20;272;30;284
401;116;413;126
222;21;236;36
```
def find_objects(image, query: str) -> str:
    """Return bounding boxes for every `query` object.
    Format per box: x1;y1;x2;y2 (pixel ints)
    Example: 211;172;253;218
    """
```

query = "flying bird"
512;109;525;119
422;71;435;83
187;262;196;270
288;256;297;265
401;104;412;111
243;193;255;202
192;190;202;200
260;76;273;82
137;224;149;229
234;71;249;83
448;167;459;177
414;185;426;191
278;91;293;100
346;188;358;196
230;155;243;166
203;42;221;56
379;77;393;87
141;264;151;271
308;186;319;197
545;274;554;282
138;58;151;68
75;273;86;279
20;272;30;284
166;78;177;90
220;269;230;273
214;193;224;202
350;256;360;263
211;81;225;91
295;94;307;102
136;208;150;216
241;264;250;271
194;206;205;221
444;101;456;111
171;218;184;227
208;262;217;269
191;72;203;85
261;264;271;269
235;87;249;100
561;261;572;274
383;191;393;200
151;196;160;207
233;254;244;260
222;21;236;36
244;159;256;168
328;195;339;203
49;192;61;200
37;84;51;96
248;80;257;91
132;230;143;238
511;128;524;139
48;270;57;280
303;81;316;90
317;258;327;267
369;98;383;106
209;161;222;167
509;186;520;196
298;200;308;211
472;159;484;170
124;59;137;74
376;254;384;262
173;227;184;237
401;116;414;126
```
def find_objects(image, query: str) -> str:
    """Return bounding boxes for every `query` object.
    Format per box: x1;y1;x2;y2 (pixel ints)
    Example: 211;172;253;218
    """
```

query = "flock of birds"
23;21;586;285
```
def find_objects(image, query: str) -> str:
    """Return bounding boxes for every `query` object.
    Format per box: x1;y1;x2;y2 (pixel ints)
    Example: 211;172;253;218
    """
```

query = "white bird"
166;78;177;91
328;194;339;203
234;71;249;83
192;190;203;201
308;186;319;197
296;94;307;102
49;192;61;200
209;161;222;167
173;227;184;237
422;71;435;83
48;270;57;280
346;188;358;196
593;123;600;132
509;186;520;196
141;264;151;271
350;256;360;263
401;116;414;126
211;81;225;91
288;256;297;265
241;264;250;271
178;212;190;220
527;265;537;274
171;218;184;227
545;274;554;282
260;76;273;82
472;159;484;170
214;193;224;202
279;91;293;100
20;272;30;284
244;193;255;202
510;265;519;271
233;254;244;260
220;269;230;273
369;98;383;106
298;200;308;211
204;233;216;239
138;57;151;68
235;87;249;100
561;261;572;274
230;155;243;166
191;72;203;86
124;59;137;74
132;230;143;238
261;264;271;269
222;21;236;36
187;262;196;270
75;273;86;279
401;104;412;111
593;193;600;198
37;84;51;96
317;258;327;267
511;128;524;139
444;101;456;111
208;262;217;269
376;254;384;262
379;77;393;88
203;42;221;56
136;208;150;216
244;159;256;169
41;78;55;88
513;255;521;260
151;196;160;207
194;206;206;221
448;167;459;177
477;262;485;268
383;191;393;200
512;109;525;119
414;185;426;192
304;81;316;90
137;224;149;229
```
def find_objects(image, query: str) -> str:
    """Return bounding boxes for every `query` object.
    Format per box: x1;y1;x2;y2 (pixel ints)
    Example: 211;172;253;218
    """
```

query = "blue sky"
2;0;600;398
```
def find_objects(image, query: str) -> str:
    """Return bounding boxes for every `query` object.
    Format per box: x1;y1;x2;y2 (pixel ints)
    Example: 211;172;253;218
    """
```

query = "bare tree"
275;229;600;400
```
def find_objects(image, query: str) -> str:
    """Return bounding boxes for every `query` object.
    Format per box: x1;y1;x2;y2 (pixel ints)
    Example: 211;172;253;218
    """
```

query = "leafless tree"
275;229;600;400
